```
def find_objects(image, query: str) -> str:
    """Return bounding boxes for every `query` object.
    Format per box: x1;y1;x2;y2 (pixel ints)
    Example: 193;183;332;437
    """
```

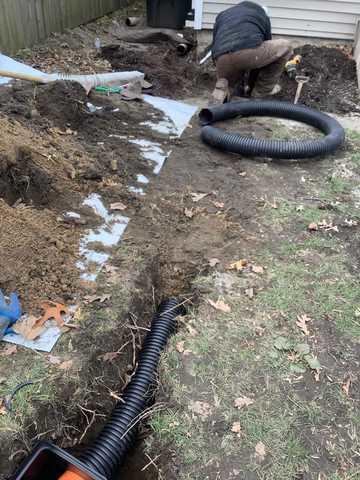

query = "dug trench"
0;16;359;479
2;104;360;480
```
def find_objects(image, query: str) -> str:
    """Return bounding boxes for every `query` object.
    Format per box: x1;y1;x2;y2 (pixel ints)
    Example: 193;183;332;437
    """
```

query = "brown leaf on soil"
252;265;264;274
0;399;7;416
186;324;198;337
47;355;61;365
234;396;254;410
40;302;68;328
188;400;213;418
255;441;266;461
229;259;248;271
104;264;118;274
110;202;127;211
296;314;311;336
245;288;255;299
0;345;18;356
176;341;185;353
13;315;45;341
84;294;111;304
190;192;209;203
58;360;73;370
184;208;195;219
207;298;231;313
308;222;319;231
231;422;242;434
209;258;220;267
99;352;121;363
342;376;352;396
213;201;224;209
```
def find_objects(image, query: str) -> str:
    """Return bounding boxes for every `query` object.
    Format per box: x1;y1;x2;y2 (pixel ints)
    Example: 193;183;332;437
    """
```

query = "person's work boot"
211;78;230;104
252;84;282;99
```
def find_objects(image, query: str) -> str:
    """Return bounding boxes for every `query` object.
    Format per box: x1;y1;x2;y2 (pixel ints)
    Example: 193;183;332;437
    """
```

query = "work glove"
0;290;22;339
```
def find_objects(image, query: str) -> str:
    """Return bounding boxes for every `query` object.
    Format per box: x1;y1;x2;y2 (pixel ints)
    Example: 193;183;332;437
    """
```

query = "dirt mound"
0;199;80;310
278;45;359;114
101;43;215;99
36;81;89;127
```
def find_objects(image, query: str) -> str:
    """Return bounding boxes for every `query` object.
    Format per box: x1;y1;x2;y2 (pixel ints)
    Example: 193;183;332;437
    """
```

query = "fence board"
0;0;126;53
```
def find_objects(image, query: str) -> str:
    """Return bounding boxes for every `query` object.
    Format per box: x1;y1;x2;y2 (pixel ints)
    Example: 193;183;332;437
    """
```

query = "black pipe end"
199;108;213;126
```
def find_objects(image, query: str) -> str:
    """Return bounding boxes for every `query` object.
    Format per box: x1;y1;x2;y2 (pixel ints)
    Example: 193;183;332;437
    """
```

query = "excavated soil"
0;78;172;312
277;44;359;114
101;43;214;99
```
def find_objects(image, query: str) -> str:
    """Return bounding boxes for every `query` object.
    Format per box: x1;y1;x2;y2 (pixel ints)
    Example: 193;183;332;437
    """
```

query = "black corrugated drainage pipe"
199;100;345;160
81;298;184;479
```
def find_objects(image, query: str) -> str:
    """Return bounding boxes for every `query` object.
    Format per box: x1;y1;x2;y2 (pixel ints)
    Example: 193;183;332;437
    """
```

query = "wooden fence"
0;0;127;54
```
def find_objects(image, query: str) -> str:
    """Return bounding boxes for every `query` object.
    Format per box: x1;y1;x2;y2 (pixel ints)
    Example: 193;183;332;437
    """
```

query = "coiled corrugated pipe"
81;298;184;479
199;100;345;159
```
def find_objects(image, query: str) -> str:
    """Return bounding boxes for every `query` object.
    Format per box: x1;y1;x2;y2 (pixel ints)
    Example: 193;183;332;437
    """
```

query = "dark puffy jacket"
212;1;272;60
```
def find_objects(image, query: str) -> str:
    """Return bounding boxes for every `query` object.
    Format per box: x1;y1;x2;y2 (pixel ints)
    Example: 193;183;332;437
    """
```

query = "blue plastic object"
0;290;22;339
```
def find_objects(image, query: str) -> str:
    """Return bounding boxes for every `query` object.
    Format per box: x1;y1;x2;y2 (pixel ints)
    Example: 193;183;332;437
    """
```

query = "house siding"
201;0;360;39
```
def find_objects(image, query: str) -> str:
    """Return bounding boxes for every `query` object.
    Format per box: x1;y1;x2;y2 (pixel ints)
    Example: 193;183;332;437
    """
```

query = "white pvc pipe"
0;53;144;94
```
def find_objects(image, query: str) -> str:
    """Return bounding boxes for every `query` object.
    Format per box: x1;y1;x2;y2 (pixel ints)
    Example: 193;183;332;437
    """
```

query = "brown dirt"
0;3;359;479
101;42;215;99
0;76;173;312
277;44;360;114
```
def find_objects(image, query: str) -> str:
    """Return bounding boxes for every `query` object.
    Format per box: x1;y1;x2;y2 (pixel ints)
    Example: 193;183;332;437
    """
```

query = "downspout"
193;0;204;30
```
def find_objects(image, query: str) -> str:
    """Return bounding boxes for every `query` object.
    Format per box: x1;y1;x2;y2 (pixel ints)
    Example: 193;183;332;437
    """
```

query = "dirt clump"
278;44;359;114
101;43;215;99
35;81;89;128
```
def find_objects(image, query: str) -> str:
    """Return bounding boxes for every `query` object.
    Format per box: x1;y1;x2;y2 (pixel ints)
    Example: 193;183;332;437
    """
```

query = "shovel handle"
294;82;304;104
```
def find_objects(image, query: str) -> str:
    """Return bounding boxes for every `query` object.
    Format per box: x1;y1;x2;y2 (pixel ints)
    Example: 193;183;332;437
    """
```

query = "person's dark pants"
215;39;293;97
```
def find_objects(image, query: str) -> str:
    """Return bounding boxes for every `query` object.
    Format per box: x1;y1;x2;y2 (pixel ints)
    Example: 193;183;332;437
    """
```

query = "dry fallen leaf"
255;441;266;461
0;399;7;416
342;376;351;396
99;352;121;363
231;422;242;434
296;314;311;336
190;192;209;203
84;294;111;304
245;288;255;299
176;341;185;353
308;222;319;232
252;265;264;274
0;345;18;356
110;202;127;211
209;258;220;267
186;324;198;337
234;396;254;410
229;259;248;271
13;315;45;341
47;355;61;365
213;201;224;209
104;264;118;274
207;298;231;313
40;302;68;328
184;208;195;219
59;360;73;371
188;401;213;418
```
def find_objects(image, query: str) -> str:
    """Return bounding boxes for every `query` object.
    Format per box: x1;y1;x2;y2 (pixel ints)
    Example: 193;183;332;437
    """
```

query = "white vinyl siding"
201;0;360;40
